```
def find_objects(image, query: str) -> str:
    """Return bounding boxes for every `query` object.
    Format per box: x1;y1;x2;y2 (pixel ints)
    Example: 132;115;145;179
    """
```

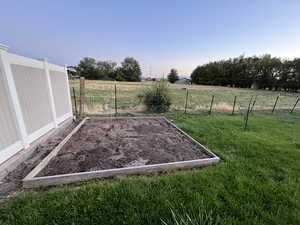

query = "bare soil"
39;117;212;177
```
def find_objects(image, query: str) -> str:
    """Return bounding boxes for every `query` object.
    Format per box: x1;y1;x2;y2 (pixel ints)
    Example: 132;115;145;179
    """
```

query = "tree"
120;57;142;82
167;69;179;83
190;54;300;92
97;61;117;80
76;57;99;79
76;58;117;80
115;67;125;81
76;56;142;81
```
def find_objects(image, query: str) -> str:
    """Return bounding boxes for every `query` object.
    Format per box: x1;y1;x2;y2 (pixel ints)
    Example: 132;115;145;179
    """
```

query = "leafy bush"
142;80;172;112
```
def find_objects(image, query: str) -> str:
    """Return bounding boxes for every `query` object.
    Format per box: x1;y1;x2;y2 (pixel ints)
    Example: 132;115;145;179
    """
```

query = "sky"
1;0;300;77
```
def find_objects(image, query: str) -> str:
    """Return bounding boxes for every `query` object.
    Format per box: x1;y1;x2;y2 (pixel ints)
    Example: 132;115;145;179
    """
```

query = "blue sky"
1;0;300;77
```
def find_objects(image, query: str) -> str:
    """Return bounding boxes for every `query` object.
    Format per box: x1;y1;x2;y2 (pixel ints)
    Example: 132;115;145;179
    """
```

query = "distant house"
175;76;191;85
142;77;156;81
67;66;77;79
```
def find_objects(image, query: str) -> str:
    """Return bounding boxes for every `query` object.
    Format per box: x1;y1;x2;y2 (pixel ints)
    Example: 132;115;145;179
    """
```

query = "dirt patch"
0;122;77;203
39;117;212;177
214;103;232;111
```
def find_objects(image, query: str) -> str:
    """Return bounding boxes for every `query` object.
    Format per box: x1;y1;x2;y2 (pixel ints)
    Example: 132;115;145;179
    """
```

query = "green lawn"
70;80;299;114
1;112;300;225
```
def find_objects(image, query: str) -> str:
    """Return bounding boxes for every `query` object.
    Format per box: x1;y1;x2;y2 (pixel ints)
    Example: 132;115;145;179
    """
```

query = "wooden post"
290;97;299;113
272;96;279;114
72;87;78;115
184;89;189;113
250;96;257;113
79;77;85;115
244;96;253;130
209;95;214;115
232;96;237;115
114;83;117;116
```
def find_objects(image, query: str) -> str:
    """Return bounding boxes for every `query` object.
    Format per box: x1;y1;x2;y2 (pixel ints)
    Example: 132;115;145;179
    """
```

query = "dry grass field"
69;80;299;114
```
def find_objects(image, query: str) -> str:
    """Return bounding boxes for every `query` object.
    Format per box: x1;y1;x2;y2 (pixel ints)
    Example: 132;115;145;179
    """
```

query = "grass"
69;80;299;114
1;112;300;225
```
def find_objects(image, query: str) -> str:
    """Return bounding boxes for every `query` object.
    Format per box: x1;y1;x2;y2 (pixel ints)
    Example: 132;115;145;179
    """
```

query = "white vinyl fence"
0;44;73;164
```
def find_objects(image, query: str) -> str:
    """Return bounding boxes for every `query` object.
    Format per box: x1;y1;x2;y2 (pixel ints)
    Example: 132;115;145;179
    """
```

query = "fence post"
232;96;237;115
72;87;78;115
249;96;257;113
114;83;117;116
244;96;253;130
0;44;29;148
43;58;58;128
209;95;214;115
184;89;189;113
290;97;300;113
64;65;74;118
79;77;85;115
272;96;279;114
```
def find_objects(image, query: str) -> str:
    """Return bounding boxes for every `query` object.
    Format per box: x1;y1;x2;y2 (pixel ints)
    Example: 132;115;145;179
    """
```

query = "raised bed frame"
23;117;220;188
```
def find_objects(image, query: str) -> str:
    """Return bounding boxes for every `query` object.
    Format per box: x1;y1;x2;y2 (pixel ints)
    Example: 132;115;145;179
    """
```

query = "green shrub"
142;80;172;112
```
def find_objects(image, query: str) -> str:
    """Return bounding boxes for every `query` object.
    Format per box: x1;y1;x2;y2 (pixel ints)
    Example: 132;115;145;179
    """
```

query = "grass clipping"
140;80;172;112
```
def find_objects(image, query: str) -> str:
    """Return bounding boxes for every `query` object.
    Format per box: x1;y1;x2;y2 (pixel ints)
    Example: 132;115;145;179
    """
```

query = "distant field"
69;80;299;114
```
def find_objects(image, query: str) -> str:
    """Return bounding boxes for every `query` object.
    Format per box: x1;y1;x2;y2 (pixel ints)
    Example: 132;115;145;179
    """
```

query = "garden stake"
290;97;299;113
272;95;279;114
244;96;253;130
209;95;214;115
232;96;237;115
250;96;257;113
184;89;189;113
114;83;117;116
72;87;78;116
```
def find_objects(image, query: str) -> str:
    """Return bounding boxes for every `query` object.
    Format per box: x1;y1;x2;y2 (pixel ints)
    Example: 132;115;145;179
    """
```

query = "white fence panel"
0;64;23;164
0;45;73;165
10;64;54;134
49;70;72;122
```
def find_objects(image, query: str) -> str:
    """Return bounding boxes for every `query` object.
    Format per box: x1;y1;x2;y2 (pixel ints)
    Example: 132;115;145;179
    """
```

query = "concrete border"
23;117;220;188
23;118;88;181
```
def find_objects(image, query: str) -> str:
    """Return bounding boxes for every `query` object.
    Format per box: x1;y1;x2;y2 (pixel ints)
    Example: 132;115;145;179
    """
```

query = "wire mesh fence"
70;80;300;115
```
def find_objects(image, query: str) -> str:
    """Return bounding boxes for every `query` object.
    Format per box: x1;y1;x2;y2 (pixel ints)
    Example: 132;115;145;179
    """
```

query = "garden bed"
23;117;219;188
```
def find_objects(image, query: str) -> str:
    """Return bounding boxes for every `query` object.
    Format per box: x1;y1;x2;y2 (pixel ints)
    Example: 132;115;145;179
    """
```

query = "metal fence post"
290;97;299;113
249;96;257;113
209;95;214;115
232;96;237;115
244;96;253;130
184;89;189;113
114;83;117;116
272;96;279;114
79;77;85;115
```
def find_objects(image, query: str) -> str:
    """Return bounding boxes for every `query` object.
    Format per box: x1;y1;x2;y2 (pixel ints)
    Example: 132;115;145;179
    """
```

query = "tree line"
191;55;300;92
75;57;142;81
